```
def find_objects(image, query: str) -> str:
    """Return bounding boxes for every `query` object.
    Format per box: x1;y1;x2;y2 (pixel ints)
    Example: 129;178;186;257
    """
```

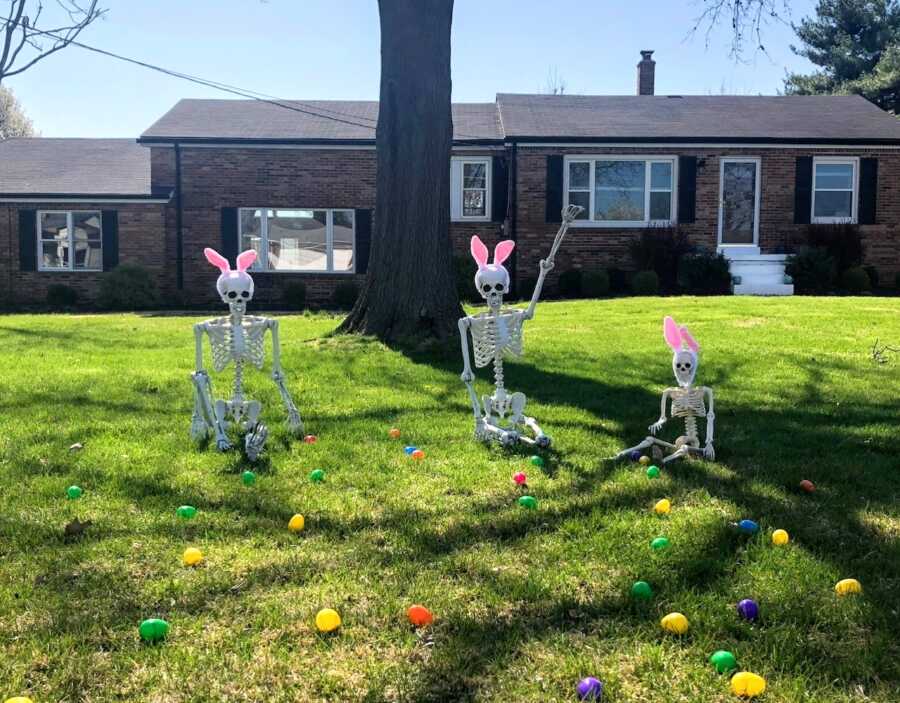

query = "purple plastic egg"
737;598;759;621
576;676;603;700
628;450;642;462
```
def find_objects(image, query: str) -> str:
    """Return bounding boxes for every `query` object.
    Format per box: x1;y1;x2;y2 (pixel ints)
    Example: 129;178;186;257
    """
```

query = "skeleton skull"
204;248;258;314
672;349;698;388
470;236;515;312
663;316;700;388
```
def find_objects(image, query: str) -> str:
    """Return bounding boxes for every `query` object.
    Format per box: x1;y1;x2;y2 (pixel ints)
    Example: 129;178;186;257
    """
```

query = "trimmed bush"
629;226;691;292
863;265;879;290
607;267;629;295
46;284;78;308
631;270;659;296
581;270;610;298
841;266;871;293
557;269;583;298
282;281;307;310
333;281;359;309
677;249;732;295
806;223;863;273
98;264;158;310
785;247;837;294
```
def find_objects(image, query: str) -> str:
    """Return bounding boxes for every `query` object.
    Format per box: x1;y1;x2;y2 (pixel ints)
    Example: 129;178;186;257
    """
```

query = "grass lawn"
0;297;898;703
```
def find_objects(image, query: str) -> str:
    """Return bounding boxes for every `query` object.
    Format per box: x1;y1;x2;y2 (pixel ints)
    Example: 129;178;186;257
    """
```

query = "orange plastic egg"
407;604;434;627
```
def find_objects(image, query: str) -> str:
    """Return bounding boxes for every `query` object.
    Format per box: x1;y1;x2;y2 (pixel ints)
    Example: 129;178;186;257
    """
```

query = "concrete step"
733;282;795;296
722;250;794;296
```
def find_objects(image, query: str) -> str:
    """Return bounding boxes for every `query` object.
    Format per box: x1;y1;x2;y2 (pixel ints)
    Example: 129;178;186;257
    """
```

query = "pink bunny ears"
470;236;514;269
664;316;699;353
204;247;257;273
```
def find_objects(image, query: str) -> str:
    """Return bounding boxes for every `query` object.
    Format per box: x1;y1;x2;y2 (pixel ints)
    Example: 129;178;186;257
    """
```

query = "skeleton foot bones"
190;247;304;460
617;316;716;464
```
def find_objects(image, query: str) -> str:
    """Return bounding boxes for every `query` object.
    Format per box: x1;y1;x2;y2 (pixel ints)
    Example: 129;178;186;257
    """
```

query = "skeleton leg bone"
191;371;230;447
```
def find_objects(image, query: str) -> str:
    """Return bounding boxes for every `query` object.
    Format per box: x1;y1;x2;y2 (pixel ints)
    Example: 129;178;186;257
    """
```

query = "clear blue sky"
6;0;819;138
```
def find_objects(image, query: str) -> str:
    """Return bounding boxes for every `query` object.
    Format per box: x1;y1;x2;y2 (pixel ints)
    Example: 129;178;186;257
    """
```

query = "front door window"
720;160;759;245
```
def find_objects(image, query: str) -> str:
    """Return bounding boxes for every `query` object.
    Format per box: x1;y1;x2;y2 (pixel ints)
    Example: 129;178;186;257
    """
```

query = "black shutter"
491;155;508;223
221;207;238;264
793;156;813;225
859;158;878;225
354;208;372;274
545;155;563;223
18;209;36;271
677;156;697;224
101;210;119;271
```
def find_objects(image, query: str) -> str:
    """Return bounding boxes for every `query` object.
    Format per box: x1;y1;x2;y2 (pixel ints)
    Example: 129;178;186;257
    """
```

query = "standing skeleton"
617;316;715;463
458;205;583;447
190;248;303;460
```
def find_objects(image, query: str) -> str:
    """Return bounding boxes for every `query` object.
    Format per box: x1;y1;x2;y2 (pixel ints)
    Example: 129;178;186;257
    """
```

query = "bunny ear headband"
470;236;514;270
663;315;699;353
204;247;257;274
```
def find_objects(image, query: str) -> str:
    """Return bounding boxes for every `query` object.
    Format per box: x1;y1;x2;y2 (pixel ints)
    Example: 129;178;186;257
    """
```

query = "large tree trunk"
340;0;461;343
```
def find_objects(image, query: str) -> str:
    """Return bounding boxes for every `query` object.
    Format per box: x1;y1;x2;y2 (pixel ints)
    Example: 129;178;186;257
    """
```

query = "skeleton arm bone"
267;319;303;435
458;317;483;422
649;389;672;435
190;323;230;447
702;386;715;455
523;208;580;320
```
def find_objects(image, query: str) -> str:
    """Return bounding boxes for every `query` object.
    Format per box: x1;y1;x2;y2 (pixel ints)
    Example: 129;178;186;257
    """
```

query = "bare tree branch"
688;0;792;58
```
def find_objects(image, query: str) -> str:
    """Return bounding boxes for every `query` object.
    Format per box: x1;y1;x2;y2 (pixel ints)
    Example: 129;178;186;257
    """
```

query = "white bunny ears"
664;316;699;353
470;236;514;270
204;247;257;274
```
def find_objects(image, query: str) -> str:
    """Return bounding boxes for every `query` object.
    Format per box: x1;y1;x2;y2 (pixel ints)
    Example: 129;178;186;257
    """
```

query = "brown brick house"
4;55;900;305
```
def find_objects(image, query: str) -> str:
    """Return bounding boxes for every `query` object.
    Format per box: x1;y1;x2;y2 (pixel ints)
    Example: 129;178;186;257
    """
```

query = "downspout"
175;142;184;290
507;141;519;298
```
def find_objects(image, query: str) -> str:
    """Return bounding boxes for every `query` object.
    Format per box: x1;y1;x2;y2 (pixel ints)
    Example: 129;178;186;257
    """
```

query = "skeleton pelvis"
483;390;526;421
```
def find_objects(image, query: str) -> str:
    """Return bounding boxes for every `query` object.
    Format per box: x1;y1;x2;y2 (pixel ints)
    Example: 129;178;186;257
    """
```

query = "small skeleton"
190;248;303;460
617;316;715;463
458;205;583;447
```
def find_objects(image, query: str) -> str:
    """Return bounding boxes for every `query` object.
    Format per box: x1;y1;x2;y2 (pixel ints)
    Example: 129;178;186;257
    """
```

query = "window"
450;157;492;220
565;156;676;225
812;158;857;223
238;208;355;273
38;211;102;271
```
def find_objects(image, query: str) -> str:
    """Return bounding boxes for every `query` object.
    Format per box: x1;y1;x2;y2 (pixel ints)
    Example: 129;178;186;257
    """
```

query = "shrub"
333;281;359;308
517;276;537;301
607;267;629;295
863;265;879;290
282;281;307;310
840;266;871;293
896;271;900;291
806;223;863;273
98;264;158;310
677;249;732;295
629;226;692;292
631;270;659;296
785;247;837;294
581;270;610;298
454;256;480;303
46;283;78;308
557;269;583;298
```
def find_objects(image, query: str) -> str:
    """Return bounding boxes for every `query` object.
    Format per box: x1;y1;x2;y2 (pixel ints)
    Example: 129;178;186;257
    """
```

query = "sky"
5;0;820;138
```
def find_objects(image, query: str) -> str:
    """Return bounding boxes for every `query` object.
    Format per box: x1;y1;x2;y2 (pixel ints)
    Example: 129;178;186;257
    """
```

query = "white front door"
718;158;761;248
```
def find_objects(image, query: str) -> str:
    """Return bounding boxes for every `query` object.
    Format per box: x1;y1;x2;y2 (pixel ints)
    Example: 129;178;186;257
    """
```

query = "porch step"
721;250;794;297
733;282;795;296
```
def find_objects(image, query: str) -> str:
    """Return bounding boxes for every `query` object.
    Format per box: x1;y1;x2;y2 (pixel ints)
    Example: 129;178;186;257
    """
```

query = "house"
3;51;900;306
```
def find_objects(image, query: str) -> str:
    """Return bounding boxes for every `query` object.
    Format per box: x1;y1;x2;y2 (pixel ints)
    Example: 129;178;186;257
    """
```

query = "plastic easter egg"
730;671;766;697
407;604;434;627
530;455;544;467
709;650;737;673
411;449;425;460
315;608;341;632
66;485;83;500
737;598;759;621
241;470;256;486
288;514;305;532
660;612;689;635
835;578;862;596
304;434;317;444
176;505;197;519
799;479;816;493
738;519;759;534
646;465;660;478
576;676;604;700
628;450;641;462
772;529;789;545
639;455;650;465
518;495;538;509
389;428;401;439
404;446;417;455
654;498;671;515
651;536;670;551
5;697;35;703
182;547;203;566
513;471;527;485
631;580;653;600
139;617;170;642
309;469;325;483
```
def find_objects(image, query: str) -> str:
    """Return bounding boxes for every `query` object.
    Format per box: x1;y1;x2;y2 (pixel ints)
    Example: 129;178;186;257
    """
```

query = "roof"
140;99;503;143
0;138;159;197
495;94;900;143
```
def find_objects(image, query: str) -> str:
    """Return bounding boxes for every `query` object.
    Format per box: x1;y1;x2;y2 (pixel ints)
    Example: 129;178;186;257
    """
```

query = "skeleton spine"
493;354;504;391
684;414;698;443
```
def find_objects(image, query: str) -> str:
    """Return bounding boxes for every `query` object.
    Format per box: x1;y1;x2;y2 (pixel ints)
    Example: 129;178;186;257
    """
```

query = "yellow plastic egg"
835;578;862;596
639;455;650;465
730;671;767;697
288;514;305;532
315;608;341;633
660;612;689;635
772;529;789;545
182;547;203;566
5;697;35;703
654;498;671;515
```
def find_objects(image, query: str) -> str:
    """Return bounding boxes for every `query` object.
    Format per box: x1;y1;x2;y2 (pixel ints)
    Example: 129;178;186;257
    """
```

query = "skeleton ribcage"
670;388;707;417
469;310;524;368
205;317;267;372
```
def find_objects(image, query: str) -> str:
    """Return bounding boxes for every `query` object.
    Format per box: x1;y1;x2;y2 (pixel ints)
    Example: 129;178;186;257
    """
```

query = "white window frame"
450;156;492;221
36;210;103;272
564;155;678;227
238;207;356;274
811;156;859;224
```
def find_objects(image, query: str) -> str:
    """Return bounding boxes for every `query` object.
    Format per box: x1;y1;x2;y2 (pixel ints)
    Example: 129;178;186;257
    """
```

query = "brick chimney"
637;50;655;95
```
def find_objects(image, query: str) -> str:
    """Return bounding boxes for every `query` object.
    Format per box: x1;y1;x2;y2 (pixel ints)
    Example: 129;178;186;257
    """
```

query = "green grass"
0;297;898;702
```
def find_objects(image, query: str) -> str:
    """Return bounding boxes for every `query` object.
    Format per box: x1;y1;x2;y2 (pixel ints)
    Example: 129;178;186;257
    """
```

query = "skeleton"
458;205;583;447
617;316;716;463
189;247;303;460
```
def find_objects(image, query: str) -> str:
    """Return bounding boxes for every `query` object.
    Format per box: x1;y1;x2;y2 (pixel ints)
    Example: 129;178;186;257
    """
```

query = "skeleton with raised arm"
189;247;303;461
457;205;583;447
616;316;715;464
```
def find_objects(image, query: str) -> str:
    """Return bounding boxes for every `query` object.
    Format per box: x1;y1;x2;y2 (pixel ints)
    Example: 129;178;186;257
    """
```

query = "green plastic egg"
139;618;170;642
529;455;544;467
309;469;325;483
518;495;538;509
66;485;83;500
241;470;256;486
631;580;653;600
646;466;660;478
710;650;738;673
176;505;197;519
651;536;670;551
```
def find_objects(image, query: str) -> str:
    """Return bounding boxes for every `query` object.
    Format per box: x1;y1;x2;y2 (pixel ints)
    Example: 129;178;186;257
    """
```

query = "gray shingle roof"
496;93;900;142
0;138;155;196
140;99;503;142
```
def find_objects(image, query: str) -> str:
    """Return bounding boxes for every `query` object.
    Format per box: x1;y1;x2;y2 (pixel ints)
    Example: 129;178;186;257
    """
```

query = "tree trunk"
339;0;461;344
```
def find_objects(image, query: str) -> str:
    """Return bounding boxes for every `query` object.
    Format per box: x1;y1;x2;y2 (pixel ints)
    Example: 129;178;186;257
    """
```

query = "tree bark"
339;0;461;344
